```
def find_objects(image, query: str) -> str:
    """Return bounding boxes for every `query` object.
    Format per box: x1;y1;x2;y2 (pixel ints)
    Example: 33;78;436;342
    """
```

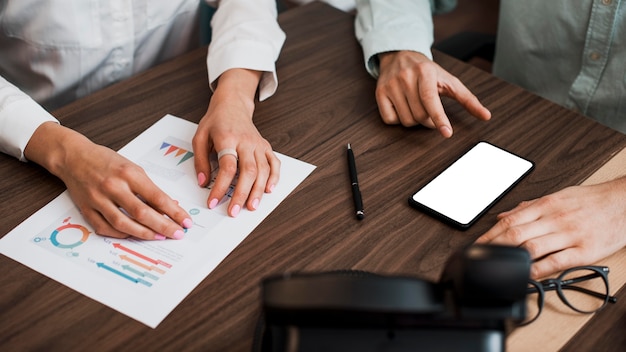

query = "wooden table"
1;3;625;351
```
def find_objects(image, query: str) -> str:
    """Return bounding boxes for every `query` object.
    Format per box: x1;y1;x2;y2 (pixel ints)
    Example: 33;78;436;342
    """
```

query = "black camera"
254;245;530;352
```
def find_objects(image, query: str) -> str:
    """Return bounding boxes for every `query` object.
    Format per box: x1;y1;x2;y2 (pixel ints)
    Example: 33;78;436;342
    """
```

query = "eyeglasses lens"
559;268;608;313
523;282;542;325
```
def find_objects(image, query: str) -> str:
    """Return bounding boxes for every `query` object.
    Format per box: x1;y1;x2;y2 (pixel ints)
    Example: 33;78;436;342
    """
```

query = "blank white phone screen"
411;142;533;226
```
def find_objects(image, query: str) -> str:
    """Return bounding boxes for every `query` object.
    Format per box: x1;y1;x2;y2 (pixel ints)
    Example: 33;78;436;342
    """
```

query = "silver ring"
217;148;238;161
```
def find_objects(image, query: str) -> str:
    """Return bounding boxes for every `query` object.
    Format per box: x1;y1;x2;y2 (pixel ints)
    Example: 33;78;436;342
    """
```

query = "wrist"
212;68;261;117
378;51;399;66
378;50;429;67
215;69;261;97
24;122;92;177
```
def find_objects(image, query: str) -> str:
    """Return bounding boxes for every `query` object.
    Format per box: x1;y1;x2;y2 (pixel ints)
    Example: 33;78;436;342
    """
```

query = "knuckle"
191;133;205;149
117;162;140;179
503;226;525;244
260;139;273;150
542;255;571;274
130;205;151;222
544;255;564;269
537;194;560;208
240;165;258;179
402;118;420;127
99;177;119;194
272;157;281;168
132;229;154;240
411;109;428;120
220;162;238;176
447;75;464;89
499;213;520;229
414;61;432;74
92;223;109;237
108;232;131;239
518;200;533;208
553;211;579;232
419;86;438;99
154;223;173;237
529;265;543;280
382;118;397;125
375;85;391;99
107;213;127;230
522;240;541;258
398;71;415;87
149;192;170;209
256;161;270;175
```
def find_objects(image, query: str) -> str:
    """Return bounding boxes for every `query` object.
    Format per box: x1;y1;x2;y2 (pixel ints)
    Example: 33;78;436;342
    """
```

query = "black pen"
347;143;364;220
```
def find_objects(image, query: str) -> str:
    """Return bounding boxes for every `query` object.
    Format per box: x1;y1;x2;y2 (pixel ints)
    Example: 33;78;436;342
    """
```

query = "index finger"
475;200;540;244
122;178;192;239
191;127;212;188
417;69;453;137
440;76;491;121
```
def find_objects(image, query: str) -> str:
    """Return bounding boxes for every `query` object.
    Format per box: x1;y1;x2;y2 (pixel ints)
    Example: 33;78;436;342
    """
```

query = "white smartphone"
408;141;534;229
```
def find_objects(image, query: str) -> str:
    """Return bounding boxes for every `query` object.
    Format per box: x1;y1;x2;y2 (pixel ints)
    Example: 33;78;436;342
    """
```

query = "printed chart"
0;115;316;328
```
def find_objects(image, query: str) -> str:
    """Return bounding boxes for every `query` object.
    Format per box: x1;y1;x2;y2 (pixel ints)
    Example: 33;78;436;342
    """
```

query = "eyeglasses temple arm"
560;285;618;303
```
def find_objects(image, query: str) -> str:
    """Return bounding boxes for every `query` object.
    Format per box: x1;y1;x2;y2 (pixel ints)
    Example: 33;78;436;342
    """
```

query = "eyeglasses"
521;266;618;325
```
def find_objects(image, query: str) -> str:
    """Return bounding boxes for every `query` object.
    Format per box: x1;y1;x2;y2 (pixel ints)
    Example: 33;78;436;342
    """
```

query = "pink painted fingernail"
231;204;241;217
208;198;219;209
154;234;166;241
173;230;185;240
251;198;260;210
182;218;193;229
197;172;207;186
268;184;275;193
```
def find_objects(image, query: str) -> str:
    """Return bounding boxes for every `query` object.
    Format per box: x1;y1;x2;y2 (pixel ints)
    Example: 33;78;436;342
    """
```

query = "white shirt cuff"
207;40;280;101
0;94;58;162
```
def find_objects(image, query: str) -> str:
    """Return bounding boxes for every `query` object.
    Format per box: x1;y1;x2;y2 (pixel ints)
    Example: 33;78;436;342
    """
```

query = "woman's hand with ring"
193;69;280;217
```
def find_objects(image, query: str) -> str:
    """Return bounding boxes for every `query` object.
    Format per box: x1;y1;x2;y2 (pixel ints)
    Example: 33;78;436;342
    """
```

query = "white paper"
0;115;316;328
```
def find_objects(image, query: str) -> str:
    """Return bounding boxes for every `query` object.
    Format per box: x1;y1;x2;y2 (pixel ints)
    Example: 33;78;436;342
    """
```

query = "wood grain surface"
1;3;624;351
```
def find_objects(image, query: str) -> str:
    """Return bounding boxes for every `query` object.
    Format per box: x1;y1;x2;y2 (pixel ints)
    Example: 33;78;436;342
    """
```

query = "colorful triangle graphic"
160;141;194;165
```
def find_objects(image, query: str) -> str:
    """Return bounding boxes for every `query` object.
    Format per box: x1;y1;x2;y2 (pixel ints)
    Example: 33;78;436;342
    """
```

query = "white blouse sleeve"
0;76;58;162
206;0;286;101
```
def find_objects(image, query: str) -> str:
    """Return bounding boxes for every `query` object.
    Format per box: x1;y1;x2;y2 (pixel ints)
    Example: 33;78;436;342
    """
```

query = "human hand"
193;68;280;217
25;122;192;240
475;178;626;279
376;51;491;137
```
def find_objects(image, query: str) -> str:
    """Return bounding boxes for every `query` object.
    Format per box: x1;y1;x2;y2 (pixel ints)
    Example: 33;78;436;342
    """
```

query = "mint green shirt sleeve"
354;0;457;78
